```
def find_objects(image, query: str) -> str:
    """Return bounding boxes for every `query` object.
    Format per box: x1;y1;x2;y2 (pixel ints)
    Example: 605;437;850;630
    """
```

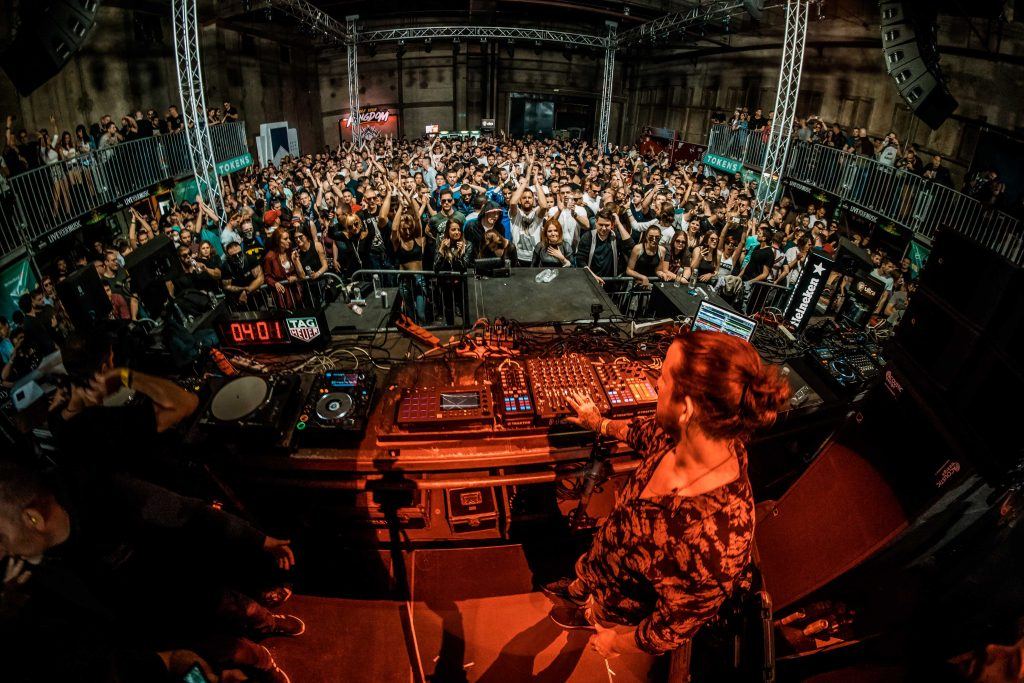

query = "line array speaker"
879;0;958;129
0;0;100;96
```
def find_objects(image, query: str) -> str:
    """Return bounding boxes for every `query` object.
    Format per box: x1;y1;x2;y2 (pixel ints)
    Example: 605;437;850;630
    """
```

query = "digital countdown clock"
216;310;330;350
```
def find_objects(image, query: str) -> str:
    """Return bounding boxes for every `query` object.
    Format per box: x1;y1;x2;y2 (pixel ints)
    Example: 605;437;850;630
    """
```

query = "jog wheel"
829;359;856;384
210;376;269;421
316;392;353;421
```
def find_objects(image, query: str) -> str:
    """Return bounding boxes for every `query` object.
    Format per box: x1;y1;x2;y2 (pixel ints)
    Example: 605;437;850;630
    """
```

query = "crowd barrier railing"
0;121;248;257
349;268;472;330
224;273;344;314
705;123;1023;265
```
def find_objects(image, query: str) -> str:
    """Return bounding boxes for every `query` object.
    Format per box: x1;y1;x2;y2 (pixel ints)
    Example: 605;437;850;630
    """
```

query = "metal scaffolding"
358;25;607;48
263;0;347;42
596;21;617;149
754;0;809;223
172;0;225;220
618;0;783;47
346;15;361;142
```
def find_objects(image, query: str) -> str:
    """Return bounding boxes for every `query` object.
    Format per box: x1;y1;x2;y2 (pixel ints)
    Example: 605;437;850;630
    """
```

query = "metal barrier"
0;122;248;254
743;280;794;317
705;123;1023;265
349;268;471;330
225;273;344;314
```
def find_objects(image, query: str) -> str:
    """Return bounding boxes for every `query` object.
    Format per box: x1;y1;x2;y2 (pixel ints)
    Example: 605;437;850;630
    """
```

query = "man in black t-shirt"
220;241;264;303
740;226;774;283
575;209;634;284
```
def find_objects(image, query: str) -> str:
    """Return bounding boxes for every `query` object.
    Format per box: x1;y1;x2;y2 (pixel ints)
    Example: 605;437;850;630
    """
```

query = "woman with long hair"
40;119;71;217
391;196;428;321
74;124;97;197
626;225;667;288
657;232;691;284
433;219;471;325
262;229;305;309
530;219;573;268
550;331;790;660
687;230;723;284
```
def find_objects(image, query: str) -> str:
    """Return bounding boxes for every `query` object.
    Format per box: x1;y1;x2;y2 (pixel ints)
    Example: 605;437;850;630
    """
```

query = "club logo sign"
286;317;322;342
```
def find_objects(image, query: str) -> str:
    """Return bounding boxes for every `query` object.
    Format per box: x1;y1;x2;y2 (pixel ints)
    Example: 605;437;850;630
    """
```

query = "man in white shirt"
545;187;588;249
509;161;548;265
581;180;603;215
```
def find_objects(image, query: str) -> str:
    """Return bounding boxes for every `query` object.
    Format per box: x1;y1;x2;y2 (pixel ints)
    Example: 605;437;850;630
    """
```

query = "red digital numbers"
227;321;284;344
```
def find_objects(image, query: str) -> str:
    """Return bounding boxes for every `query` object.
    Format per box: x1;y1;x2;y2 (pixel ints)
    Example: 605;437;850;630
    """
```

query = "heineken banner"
173;153;254;204
702;152;744;174
784;252;835;333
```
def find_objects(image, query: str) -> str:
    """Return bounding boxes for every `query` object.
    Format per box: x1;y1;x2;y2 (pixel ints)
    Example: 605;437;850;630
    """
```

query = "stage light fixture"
534;40;542;55
453;38;461;55
397;39;407;58
367;42;377;57
505;40;515;58
424;38;432;53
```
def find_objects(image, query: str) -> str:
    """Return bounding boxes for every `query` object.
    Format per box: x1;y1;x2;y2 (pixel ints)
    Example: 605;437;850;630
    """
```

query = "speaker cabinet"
0;0;100;96
878;1;958;129
56;264;112;330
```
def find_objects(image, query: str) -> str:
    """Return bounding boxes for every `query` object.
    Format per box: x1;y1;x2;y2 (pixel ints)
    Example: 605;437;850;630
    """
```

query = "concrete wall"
622;1;1024;174
317;42;622;148
1;5;177;137
1;5;323;152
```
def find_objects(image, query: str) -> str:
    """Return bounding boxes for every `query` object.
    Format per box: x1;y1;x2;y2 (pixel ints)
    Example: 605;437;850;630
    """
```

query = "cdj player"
295;371;377;440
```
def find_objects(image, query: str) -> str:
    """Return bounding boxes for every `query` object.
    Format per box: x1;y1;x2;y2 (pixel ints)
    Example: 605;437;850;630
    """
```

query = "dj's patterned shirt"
572;416;755;654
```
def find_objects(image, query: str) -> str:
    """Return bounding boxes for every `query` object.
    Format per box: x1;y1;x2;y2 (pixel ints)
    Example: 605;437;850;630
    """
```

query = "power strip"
778;325;796;343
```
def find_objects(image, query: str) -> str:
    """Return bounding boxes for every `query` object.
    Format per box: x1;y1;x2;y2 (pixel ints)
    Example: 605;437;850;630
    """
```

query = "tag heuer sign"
286;317;322;343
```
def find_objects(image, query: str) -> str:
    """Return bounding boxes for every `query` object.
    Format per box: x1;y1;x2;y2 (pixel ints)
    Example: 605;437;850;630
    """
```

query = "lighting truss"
618;0;784;48
261;0;347;42
754;0;809;222
346;15;361;141
358;26;609;49
596;21;617;149
172;0;225;220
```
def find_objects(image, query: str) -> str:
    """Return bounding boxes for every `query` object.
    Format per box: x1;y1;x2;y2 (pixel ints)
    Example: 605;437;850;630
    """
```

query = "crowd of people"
725;107;1009;212
1;102;239;178
1;130;923;390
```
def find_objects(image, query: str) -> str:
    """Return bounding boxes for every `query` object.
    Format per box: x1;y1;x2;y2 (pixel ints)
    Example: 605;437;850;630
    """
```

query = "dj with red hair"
548;330;790;660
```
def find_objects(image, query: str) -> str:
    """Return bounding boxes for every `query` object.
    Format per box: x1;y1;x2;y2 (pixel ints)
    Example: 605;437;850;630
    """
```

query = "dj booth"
189;273;851;543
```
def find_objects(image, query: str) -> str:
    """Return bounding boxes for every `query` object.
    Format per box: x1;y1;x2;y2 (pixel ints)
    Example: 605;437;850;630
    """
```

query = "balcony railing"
705;123;1023;264
0;121;248;257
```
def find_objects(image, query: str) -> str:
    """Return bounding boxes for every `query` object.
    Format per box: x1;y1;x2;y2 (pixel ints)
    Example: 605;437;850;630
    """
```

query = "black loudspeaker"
916;227;1020;331
0;0;100;96
56;265;112;330
879;1;958;129
123;236;182;316
895;288;980;392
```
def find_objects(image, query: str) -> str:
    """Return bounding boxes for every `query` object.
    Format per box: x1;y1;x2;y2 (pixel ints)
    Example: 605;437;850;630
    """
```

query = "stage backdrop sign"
338;108;398;143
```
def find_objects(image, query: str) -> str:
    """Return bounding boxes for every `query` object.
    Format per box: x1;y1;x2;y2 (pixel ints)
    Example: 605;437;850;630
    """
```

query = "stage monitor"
691;300;757;342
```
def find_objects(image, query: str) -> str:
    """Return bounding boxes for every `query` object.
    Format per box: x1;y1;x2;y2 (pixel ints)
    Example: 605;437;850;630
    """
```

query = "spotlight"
505;40;515;58
534;40;542;56
453;38;461;55
367;42;377;57
424;38;432;53
397;39;407;58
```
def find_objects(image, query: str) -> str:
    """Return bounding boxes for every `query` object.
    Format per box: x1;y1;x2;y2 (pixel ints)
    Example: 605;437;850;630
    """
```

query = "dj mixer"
525;354;611;421
392;354;659;434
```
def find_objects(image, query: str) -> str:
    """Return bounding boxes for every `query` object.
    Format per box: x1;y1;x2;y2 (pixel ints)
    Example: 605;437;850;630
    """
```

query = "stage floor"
267;591;659;682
